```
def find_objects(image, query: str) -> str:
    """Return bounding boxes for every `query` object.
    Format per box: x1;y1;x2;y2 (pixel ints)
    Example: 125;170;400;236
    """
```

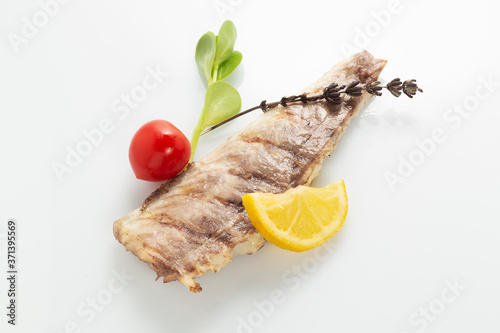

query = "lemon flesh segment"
242;180;348;252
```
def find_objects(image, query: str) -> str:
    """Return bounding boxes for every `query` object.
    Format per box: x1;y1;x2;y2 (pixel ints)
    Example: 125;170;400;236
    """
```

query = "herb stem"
200;105;262;135
190;120;204;162
201;78;422;136
211;65;218;85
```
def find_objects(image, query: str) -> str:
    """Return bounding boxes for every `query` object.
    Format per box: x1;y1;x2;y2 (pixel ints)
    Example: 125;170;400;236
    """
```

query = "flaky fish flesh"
113;50;386;292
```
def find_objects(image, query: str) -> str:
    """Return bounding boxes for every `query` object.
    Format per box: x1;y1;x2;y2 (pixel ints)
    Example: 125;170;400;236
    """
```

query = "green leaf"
200;81;241;128
195;31;216;84
190;81;241;161
213;20;237;69
191;21;243;162
217;51;242;81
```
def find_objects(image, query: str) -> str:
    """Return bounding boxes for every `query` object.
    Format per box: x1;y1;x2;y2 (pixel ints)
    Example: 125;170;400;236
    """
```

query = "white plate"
1;1;499;332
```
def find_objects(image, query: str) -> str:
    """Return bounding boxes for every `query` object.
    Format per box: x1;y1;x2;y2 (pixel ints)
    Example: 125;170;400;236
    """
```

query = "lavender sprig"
201;78;422;136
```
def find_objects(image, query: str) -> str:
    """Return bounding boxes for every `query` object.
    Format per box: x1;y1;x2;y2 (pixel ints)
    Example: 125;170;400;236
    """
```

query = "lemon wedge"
242;180;348;252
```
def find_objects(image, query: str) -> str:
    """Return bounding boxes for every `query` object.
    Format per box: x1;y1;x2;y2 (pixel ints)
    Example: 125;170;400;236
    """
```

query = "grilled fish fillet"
113;50;386;292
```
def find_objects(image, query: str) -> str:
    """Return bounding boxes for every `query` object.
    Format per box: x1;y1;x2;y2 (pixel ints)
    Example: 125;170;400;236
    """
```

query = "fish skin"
113;50;387;292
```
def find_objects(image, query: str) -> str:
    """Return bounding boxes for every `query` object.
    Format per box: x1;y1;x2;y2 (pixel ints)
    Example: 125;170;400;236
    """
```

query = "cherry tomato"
129;120;191;181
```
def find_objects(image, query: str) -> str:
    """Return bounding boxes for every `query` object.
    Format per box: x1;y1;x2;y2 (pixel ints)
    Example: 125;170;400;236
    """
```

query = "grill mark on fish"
237;137;318;189
155;216;213;245
241;135;313;161
227;163;290;191
113;51;387;292
142;181;175;211
152;203;231;237
225;141;317;191
213;230;235;246
154;190;245;215
227;167;286;194
150;194;254;260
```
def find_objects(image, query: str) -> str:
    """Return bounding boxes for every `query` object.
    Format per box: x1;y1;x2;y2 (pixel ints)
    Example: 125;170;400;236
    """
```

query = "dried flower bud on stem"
201;78;422;135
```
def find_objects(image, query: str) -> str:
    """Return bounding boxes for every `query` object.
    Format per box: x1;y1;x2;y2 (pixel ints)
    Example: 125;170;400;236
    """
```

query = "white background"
1;0;499;332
